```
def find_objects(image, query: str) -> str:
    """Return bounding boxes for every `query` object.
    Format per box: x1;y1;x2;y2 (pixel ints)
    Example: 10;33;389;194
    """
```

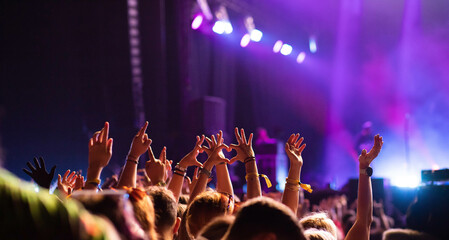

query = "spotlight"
250;29;263;42
273;40;283;53
191;15;204;30
212;21;226;34
280;44;292;55
240;33;251;47
309;37;317;53
223;21;233;34
296;52;306;63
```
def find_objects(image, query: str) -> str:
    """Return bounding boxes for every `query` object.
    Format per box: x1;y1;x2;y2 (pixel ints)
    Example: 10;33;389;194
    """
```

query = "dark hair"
224;197;307;240
146;186;177;232
198;215;235;240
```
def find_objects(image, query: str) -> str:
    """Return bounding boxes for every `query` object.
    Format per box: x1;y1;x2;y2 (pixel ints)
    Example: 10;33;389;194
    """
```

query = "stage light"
223;21;233;34
273;40;283;53
250;29;263;42
191;15;204;30
212;21;225;34
296;52;306;63
240;33;251;47
309;37;317;53
392;175;420;188
280;44;292;55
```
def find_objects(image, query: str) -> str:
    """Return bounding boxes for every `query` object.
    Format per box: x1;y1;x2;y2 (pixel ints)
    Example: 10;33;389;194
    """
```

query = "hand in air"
201;131;230;165
229;127;255;164
146;146;172;184
88;122;113;169
128;121;152;159
285;133;306;167
358;134;383;169
22;157;56;189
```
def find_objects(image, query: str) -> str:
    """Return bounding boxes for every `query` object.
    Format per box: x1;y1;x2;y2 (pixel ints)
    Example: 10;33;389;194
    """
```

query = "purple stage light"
273;40;283;53
191;15;204;30
280;44;292;55
250;29;263;42
309;37;317;53
224;21;233;34
240;33;251;48
297;52;306;63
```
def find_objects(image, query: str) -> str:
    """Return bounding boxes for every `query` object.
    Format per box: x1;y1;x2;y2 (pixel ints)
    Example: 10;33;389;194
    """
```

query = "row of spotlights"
192;14;309;64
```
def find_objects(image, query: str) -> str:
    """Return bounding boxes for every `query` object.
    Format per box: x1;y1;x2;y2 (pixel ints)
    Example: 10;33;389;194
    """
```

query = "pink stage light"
273;40;283;53
280;44;292;55
191;15;204;30
240;33;251;48
296;52;306;63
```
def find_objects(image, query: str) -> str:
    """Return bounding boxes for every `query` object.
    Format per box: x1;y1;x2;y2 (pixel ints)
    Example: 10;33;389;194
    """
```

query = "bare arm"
117;121;152;188
85;122;113;190
167;135;204;202
345;134;383;240
229;128;261;199
281;133;306;214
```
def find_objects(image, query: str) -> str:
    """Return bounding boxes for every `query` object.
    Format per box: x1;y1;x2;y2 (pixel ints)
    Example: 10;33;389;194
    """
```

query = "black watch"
360;167;373;177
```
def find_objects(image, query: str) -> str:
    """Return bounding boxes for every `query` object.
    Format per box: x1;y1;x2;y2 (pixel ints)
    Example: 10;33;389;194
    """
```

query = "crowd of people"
0;121;445;239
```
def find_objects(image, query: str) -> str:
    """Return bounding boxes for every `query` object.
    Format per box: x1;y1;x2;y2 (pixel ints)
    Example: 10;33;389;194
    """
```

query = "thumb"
49;166;56;177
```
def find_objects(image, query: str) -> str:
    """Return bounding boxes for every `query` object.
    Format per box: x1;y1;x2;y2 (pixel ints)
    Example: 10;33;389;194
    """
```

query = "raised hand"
178;135;205;168
229;128;255;164
146;146;172;185
201;131;230;165
57;170;77;196
88;122;113;169
74;174;85;191
22;157;56;189
285;133;306;167
128;121;152;160
358;134;383;169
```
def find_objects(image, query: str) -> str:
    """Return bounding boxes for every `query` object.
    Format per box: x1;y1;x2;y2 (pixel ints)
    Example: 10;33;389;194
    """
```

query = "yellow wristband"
246;173;272;188
285;178;313;193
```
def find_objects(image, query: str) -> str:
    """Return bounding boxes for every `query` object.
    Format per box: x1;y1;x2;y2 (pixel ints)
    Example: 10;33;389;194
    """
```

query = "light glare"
191;15;204;30
240;34;251;48
309;37;317;53
250;29;263;42
280;44;293;55
212;21;225;34
297;52;306;63
273;40;283;53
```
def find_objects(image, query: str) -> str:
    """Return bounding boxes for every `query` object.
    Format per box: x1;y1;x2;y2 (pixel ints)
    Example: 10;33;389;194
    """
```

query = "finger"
138;121;149;137
63;170;70;180
234;127;242;144
218;130;223;145
159;147;167;162
68;171;76;182
287;134;295;145
185;176;192;185
99;128;105;143
248;133;253;146
144;138;152;147
33;157;41;169
205;137;213;148
295;137;304;149
211;135;217;146
285;143;290;152
39;157;46;170
240;129;247;144
107;138;113;153
292;134;299;145
92;131;101;143
58;174;62;184
89;138;94;147
22;169;33;177
229;157;238;164
194;167;199;178
193;159;203;167
102;122;109;143
148;146;156;161
49;166;56;177
298;143;306;153
26;162;36;172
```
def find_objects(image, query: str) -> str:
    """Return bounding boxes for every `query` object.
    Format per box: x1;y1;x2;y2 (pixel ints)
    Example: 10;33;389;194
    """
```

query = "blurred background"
1;0;449;194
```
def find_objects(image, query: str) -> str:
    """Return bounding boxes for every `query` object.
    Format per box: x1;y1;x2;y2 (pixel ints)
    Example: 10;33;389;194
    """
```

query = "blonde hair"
300;212;337;239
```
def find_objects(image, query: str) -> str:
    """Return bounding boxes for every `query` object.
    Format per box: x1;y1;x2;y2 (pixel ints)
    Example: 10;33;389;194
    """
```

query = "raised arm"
345;134;383;240
189;132;229;204
117;121;152;188
167;135;204;202
205;131;233;196
281;133;307;214
85;122;113;190
229;127;262;199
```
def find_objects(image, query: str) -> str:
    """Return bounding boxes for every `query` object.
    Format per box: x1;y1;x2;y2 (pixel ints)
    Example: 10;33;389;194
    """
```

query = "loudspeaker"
187;96;226;136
